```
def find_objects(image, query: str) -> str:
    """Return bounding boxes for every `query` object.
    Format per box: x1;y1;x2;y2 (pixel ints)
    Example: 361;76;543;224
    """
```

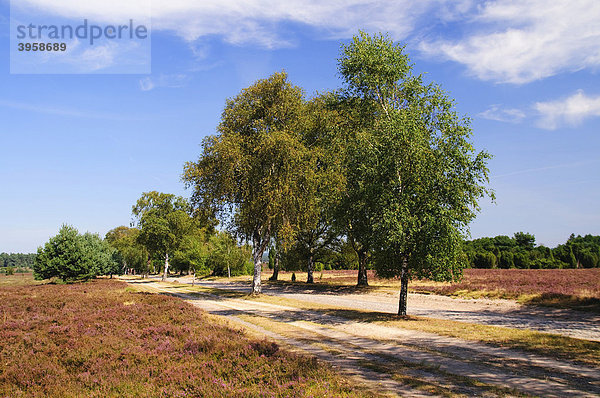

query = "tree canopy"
0;253;36;269
464;232;600;269
131;191;196;281
182;34;493;308
105;226;148;275
335;32;493;314
183;72;320;294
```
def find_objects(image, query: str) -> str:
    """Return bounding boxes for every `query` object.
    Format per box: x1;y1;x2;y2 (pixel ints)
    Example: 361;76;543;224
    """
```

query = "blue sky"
1;0;599;253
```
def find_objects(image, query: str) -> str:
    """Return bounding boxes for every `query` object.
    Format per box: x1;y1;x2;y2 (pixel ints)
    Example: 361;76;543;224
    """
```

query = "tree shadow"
265;280;380;295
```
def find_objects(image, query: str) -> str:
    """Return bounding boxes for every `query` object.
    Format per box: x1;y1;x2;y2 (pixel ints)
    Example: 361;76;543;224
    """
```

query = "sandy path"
126;278;600;397
174;277;600;342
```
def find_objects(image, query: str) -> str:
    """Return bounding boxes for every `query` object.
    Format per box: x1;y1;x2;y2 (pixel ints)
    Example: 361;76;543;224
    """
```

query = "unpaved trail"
169;277;600;342
125;278;600;397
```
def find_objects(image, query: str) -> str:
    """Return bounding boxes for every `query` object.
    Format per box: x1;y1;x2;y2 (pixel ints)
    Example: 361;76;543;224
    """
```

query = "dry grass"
0;272;45;287
263;269;600;312
318;309;600;367
178;284;600;367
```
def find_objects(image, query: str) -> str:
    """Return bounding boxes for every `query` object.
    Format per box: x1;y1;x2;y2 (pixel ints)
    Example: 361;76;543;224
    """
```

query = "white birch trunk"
162;253;169;281
252;249;262;294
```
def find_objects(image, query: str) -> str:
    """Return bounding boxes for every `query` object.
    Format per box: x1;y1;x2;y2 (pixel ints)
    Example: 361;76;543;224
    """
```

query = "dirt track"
125;277;600;397
169;276;600;341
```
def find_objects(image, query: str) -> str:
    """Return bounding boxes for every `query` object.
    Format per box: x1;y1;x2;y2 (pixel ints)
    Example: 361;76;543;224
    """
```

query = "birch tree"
183;72;316;294
131;191;194;281
338;32;493;315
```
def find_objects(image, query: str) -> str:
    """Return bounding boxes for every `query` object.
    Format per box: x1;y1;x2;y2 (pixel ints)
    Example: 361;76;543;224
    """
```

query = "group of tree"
464;233;600;269
105;191;252;281
33;225;120;282
183;31;493;315
33;191;253;283
0;252;36;270
30;32;495;315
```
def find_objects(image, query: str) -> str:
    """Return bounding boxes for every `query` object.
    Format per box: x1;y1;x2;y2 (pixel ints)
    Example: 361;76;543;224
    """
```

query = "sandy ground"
167;275;600;341
124;276;600;397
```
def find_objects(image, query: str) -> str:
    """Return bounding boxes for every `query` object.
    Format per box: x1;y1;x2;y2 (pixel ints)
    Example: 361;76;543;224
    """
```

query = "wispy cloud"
14;0;600;83
139;74;190;91
0;99;145;120
493;160;599;178
478;105;526;123
534;90;600;130
15;0;447;47
420;0;600;84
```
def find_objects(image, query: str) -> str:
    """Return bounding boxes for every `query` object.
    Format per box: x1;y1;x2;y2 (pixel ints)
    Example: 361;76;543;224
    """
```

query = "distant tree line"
0;252;36;269
463;233;600;269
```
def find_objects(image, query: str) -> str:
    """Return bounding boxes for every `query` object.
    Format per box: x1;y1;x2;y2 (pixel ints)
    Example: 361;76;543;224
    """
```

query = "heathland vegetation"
0;276;365;397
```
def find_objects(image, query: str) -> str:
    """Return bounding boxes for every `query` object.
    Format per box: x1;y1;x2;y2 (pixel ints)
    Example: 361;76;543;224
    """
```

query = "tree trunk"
269;251;279;281
252;249;263;294
252;232;268;295
307;252;314;283
144;256;151;279
162;253;169;281
398;258;409;316
357;250;369;286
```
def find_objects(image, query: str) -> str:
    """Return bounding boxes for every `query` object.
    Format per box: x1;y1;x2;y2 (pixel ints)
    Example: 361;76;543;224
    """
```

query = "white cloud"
139;74;189;91
534;90;600;130
478;104;525;123
420;0;600;84
139;77;154;91
75;42;118;71
13;0;448;47
15;0;600;83
0;99;146;120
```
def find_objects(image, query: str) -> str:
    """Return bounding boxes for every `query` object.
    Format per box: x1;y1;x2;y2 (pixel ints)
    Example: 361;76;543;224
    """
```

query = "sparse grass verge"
263;269;600;312
317;308;600;367
0;273;44;287
171;284;600;367
0;278;372;397
518;293;600;312
236;314;529;398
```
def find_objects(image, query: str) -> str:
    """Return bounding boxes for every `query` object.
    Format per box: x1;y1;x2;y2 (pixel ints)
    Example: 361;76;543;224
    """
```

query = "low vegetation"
411;268;600;311
0;277;369;397
265;269;600;311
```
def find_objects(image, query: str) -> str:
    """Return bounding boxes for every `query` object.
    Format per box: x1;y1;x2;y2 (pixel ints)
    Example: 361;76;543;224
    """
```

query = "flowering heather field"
0;278;368;397
277;269;600;301
413;268;600;299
